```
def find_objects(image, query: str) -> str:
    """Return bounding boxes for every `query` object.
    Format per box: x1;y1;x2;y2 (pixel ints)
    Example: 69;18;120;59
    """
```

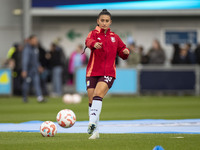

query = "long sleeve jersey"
85;26;129;78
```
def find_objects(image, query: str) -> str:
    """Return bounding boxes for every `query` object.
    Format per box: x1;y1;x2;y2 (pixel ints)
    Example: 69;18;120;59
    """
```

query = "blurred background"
0;0;200;97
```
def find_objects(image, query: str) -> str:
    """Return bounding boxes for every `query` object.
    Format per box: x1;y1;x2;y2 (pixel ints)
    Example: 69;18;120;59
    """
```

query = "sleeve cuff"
91;41;96;49
120;48;130;60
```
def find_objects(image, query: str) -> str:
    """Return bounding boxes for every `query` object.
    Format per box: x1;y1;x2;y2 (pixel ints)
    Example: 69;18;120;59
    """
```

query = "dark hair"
98;9;111;19
82;9;111;55
28;34;37;40
186;43;191;48
51;43;57;48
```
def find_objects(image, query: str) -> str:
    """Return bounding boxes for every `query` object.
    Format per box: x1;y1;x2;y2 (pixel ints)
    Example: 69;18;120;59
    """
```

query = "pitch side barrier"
75;65;200;96
0;68;12;95
138;65;200;96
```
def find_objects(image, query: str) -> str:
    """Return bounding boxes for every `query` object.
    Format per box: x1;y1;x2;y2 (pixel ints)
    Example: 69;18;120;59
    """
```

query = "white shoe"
87;123;96;134
89;131;100;140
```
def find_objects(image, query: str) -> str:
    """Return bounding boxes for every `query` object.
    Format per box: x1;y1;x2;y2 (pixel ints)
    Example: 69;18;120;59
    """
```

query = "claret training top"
85;26;130;78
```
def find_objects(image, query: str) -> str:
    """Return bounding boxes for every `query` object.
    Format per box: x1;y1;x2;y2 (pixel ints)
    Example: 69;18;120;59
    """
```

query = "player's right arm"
85;31;102;50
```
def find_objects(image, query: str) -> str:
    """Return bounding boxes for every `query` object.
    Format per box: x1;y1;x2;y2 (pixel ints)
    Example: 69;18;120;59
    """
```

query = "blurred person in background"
172;43;196;64
171;43;181;64
127;43;140;66
147;39;165;64
185;43;196;64
195;44;200;64
38;43;49;96
47;43;63;97
177;47;191;64
115;56;120;66
11;43;23;95
21;35;46;103
7;43;18;60
4;43;20;68
51;39;68;86
68;44;88;84
138;46;149;64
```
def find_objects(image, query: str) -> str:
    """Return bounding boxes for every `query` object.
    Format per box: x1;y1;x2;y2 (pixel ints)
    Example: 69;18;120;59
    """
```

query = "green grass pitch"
0;96;200;150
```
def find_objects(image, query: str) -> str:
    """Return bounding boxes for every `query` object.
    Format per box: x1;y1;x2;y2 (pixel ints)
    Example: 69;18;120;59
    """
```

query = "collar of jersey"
95;26;111;34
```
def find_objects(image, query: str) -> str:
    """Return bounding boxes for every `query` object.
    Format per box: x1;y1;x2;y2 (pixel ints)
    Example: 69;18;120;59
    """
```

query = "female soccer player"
85;9;130;139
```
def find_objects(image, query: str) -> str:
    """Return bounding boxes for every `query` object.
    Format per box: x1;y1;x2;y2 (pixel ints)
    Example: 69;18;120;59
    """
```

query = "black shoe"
23;98;28;103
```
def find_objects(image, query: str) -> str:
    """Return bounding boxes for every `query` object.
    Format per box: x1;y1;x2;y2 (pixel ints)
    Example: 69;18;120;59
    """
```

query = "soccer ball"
63;94;82;104
56;109;76;128
72;94;82;104
62;94;73;104
40;121;57;137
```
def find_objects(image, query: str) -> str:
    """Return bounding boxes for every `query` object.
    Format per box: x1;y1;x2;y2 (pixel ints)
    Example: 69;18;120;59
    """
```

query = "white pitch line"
170;137;184;139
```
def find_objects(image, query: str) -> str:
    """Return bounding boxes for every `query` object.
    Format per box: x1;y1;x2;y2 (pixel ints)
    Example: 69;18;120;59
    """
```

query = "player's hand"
123;48;130;55
21;71;27;78
94;42;102;49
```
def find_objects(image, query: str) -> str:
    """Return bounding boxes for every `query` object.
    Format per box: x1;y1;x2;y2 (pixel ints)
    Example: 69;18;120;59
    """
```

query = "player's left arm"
116;35;130;60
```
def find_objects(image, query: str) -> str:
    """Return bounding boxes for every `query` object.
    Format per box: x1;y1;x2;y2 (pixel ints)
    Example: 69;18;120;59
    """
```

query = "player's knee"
93;90;103;98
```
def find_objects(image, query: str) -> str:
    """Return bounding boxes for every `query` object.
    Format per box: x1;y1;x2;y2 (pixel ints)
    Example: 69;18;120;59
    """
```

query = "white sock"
89;97;102;124
89;103;99;132
89;106;91;117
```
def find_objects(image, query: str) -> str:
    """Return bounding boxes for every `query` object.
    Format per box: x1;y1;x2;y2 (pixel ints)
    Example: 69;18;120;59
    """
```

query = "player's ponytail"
82;46;87;54
98;9;112;19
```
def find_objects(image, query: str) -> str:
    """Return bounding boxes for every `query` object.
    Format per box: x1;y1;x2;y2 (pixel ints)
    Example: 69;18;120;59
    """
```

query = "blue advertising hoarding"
76;68;138;94
32;0;200;10
0;69;12;95
165;31;198;44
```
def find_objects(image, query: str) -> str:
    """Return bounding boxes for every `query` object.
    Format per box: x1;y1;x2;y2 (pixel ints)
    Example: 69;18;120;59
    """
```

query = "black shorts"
86;76;115;89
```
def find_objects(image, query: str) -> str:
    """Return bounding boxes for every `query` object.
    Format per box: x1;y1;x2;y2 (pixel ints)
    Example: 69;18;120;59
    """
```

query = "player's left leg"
87;88;94;116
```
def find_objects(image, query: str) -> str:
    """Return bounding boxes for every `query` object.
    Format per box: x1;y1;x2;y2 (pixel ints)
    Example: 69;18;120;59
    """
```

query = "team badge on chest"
111;37;116;43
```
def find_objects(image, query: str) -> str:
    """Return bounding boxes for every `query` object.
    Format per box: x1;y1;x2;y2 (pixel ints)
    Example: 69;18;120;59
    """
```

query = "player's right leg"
88;130;100;139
